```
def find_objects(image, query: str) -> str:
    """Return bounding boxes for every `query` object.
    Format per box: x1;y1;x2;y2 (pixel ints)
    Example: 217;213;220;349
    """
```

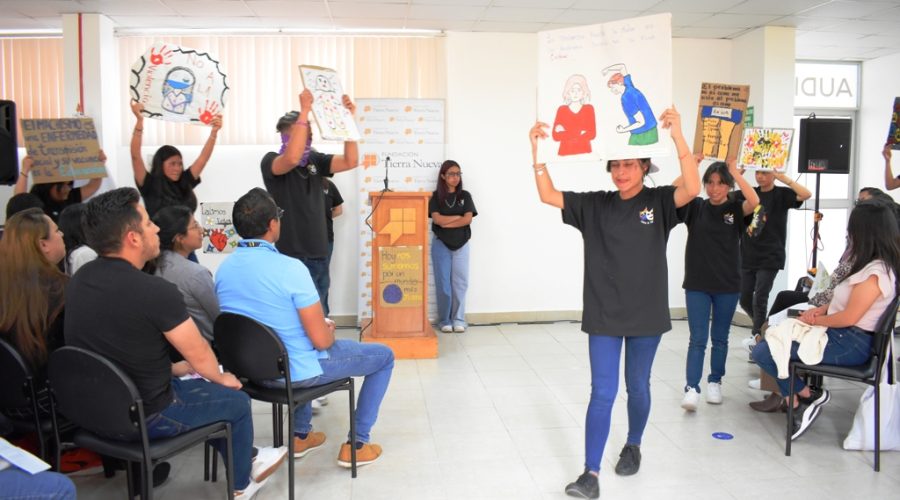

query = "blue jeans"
751;326;873;395
279;340;394;444
144;378;254;490
431;237;470;328
685;290;740;391
585;334;662;473
299;256;330;317
0;468;75;499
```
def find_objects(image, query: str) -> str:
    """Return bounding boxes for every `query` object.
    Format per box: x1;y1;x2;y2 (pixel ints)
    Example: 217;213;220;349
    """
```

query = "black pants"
740;268;778;336
768;290;809;318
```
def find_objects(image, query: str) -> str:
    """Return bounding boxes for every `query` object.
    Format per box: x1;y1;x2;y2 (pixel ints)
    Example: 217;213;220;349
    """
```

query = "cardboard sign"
299;65;361;141
129;43;229;125
378;245;423;308
200;202;238;254
738;127;794;172
693;83;750;161
888;97;900;150
20;118;106;184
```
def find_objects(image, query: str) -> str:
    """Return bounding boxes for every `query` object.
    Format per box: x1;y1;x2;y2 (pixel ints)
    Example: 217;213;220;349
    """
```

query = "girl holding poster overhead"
529;107;699;499
129;100;222;217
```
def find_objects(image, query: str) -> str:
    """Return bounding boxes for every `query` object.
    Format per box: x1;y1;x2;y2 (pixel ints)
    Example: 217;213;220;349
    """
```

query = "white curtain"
0;38;66;146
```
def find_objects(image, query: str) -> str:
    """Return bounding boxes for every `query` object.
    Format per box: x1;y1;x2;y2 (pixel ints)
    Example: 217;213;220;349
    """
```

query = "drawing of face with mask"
315;74;334;93
162;67;196;114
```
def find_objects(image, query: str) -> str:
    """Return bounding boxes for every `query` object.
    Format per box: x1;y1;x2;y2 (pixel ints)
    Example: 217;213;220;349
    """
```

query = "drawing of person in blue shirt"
603;63;658;146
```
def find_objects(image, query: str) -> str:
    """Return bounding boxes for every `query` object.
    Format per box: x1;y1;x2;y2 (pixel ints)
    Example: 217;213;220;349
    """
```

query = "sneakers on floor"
316;396;328;406
250;446;287;483
311;398;322;414
614;444;641;476
564;470;599;499
681;387;700;412
337;442;383;468
790;389;831;441
748;378;761;390
234;477;269;498
292;432;326;458
440;325;453;333
706;382;723;404
453;324;466;333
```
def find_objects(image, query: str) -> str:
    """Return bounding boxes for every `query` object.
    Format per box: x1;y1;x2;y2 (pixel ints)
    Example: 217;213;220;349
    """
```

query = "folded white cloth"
764;318;828;379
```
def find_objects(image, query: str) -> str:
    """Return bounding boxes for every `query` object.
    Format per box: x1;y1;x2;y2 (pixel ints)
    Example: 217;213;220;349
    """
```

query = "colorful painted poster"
378;246;424;308
738;128;794;172
299;65;361;142
129;43;229;125
20;118;106;184
693;83;750;161
888;97;900;150
537;13;672;163
200;202;238;254
355;98;445;324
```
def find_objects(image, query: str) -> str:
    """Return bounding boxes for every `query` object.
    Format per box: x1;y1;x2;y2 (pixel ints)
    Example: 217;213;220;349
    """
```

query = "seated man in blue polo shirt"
216;188;394;467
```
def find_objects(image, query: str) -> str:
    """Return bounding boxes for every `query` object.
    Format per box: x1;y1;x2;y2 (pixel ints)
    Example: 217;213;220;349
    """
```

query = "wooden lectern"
361;191;438;359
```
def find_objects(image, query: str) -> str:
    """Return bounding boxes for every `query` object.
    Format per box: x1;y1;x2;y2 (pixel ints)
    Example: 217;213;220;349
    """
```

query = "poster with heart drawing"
201;202;238;254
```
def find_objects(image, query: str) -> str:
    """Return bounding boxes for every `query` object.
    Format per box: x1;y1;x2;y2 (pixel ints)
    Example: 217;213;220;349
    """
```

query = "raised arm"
14;156;32;194
884;145;900;191
130;101;148;187
329;95;359;173
529;121;564;209
187;115;222;180
271;90;313;176
774;171;812;202
729;158;759;215
660;106;700;208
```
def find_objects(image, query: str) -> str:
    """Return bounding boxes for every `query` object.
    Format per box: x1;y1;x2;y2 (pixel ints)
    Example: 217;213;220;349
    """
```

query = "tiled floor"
71;321;900;499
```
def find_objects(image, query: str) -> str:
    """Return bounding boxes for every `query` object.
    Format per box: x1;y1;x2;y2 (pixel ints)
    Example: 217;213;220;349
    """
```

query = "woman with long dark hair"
752;200;900;440
429;160;477;333
57;203;97;275
129;100;222;217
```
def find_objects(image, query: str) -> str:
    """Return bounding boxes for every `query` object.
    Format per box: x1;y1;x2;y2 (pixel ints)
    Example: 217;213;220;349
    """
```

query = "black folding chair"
48;346;234;499
214;312;357;500
785;294;900;471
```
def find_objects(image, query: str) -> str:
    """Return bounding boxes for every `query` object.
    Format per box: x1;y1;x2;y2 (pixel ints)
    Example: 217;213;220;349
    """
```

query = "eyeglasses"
445;172;462;178
275;207;285;220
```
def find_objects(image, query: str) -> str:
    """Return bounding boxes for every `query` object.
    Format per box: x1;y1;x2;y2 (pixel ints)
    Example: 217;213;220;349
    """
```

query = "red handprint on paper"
149;45;173;66
209;228;228;252
198;100;220;125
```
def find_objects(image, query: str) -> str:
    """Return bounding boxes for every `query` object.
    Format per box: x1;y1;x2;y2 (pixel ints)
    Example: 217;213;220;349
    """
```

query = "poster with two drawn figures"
130;43;229;125
20;118;107;184
693;83;750;161
738;128;794;172
537;13;672;164
299;65;361;142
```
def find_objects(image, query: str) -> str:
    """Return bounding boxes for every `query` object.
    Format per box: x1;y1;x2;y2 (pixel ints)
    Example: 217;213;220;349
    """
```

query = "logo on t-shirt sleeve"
639;207;654;225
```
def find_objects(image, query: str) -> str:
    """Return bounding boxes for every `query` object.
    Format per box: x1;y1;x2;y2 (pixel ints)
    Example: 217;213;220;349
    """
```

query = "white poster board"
738;127;795;172
537;13;672;164
129;43;229;125
200;202;238;254
299;65;361;142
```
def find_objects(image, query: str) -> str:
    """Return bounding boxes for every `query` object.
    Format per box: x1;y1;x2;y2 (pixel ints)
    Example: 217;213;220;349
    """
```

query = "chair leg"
142;461;152;500
271;403;281;447
785;367;796;457
212;444;218;482
203;443;210;481
287;401;295;500
225;424;235;499
875;383;881;472
349;380;357;478
125;461;136;500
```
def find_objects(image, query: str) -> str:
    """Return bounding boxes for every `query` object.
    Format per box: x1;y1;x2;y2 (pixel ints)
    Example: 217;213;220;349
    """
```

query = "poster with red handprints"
738;127;794;172
129;43;229;125
201;202;238;254
299;65;361;141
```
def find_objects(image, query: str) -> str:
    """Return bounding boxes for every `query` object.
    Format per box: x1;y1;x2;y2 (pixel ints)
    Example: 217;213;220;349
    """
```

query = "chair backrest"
214;312;291;384
47;346;144;441
0;338;35;410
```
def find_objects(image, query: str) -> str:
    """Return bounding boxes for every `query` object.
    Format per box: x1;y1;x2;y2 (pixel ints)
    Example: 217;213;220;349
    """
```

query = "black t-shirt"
138;170;201;218
679;197;746;293
562;185;680;337
261;149;333;259
428;190;477;251
737;186;802;270
323;179;344;243
64;257;190;416
33;186;82;223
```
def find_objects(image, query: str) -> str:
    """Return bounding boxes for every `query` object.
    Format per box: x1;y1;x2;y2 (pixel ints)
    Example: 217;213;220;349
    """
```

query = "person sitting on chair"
216;188;394;468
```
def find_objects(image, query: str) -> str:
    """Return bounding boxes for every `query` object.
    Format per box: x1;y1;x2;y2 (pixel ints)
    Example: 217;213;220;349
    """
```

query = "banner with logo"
355;99;445;324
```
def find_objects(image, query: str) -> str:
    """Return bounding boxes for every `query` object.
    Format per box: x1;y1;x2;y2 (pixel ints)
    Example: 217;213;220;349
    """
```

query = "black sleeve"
309;150;334;178
185;169;201;188
781;186;803;209
562;191;590;232
676;198;699;227
428;192;438;218
68;188;83;204
144;278;191;334
260;152;277;181
332;181;344;206
657;185;680;232
462;191;477;217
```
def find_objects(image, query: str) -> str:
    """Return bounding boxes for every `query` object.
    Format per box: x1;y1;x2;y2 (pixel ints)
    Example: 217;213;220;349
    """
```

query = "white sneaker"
748;378;761;390
250;446;287;483
235;477;269;499
440;325;452;333
706;382;723;404
681;388;700;412
453;325;466;333
316;396;328;406
311;398;322;414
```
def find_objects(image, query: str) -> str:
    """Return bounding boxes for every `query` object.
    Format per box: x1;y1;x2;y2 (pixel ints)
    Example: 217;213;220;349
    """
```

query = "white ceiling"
1;0;899;61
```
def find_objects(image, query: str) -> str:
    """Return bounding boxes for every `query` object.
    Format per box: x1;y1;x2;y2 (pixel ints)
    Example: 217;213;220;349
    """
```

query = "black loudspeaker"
0;100;18;185
798;117;852;174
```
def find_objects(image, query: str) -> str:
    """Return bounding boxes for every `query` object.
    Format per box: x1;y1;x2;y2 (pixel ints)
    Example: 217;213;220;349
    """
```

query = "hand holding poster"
129;43;229;125
738;128;794;172
20;118;107;184
888;97;900;149
299;65;361;141
693;83;750;161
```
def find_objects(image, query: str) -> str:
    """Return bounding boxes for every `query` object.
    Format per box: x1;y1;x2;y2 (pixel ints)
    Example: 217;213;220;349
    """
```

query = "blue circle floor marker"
712;432;734;440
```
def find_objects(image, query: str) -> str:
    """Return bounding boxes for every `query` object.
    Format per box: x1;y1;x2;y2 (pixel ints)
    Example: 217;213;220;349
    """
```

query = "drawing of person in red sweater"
552;74;596;156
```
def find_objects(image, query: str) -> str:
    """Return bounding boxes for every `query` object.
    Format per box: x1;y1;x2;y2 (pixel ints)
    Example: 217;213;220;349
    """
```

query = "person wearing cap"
529;106;699;499
260;89;358;310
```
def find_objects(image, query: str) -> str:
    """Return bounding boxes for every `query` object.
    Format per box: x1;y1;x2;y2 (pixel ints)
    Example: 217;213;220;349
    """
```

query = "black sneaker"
790;401;822;441
614;444;641;476
565;470;599;499
803;388;831;408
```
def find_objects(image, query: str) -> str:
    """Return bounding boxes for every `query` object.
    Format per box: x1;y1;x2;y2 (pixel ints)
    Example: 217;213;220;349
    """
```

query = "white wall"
859;52;900;195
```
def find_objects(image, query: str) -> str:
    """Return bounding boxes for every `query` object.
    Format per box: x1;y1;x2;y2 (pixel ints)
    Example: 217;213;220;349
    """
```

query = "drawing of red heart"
209;229;228;252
